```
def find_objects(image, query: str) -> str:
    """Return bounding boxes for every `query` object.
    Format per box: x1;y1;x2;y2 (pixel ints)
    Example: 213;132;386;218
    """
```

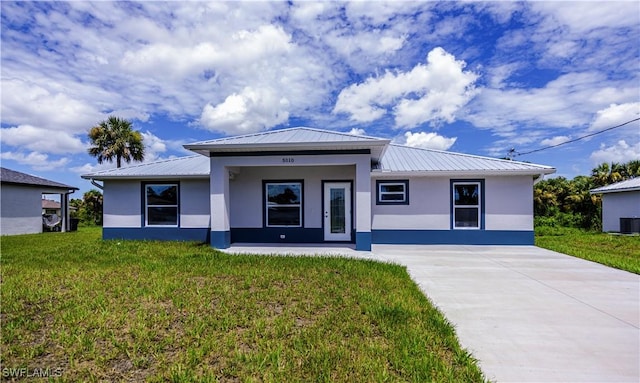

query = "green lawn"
535;226;640;274
1;228;485;382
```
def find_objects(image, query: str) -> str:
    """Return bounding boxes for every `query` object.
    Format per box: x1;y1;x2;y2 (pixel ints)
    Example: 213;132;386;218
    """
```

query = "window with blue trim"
452;181;481;229
265;181;303;227
145;183;179;226
376;180;409;205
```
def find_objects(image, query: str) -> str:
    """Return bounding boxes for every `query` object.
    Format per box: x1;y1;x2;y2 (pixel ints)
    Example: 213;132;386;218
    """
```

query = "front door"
323;182;352;241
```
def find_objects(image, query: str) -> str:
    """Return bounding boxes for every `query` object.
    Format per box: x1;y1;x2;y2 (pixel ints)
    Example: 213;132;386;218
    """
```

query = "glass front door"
323;182;351;241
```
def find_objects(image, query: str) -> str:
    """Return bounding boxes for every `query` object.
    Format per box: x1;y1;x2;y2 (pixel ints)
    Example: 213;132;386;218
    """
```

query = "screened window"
145;184;178;226
376;180;409;205
265;182;302;227
453;182;480;229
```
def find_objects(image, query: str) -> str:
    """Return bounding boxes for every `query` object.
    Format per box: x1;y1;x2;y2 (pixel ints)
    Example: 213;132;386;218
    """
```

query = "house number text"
282;157;295;163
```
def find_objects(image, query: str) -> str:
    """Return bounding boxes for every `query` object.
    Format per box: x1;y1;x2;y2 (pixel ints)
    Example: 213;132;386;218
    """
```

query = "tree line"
534;160;640;230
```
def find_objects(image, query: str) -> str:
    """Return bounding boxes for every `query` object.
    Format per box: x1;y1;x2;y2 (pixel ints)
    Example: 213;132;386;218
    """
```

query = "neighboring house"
42;199;61;215
1;167;79;235
591;178;640;233
42;199;77;217
82;127;555;250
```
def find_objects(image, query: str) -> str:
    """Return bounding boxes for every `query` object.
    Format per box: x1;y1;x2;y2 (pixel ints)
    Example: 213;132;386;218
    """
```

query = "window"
452;181;481;229
265;181;303;227
145;183;178;226
376;180;409;205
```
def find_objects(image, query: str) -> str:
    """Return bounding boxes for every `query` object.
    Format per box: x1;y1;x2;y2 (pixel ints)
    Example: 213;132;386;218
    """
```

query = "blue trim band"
103;227;209;242
231;228;324;244
356;232;372;251
372;229;534;245
210;149;371;157
211;230;231;249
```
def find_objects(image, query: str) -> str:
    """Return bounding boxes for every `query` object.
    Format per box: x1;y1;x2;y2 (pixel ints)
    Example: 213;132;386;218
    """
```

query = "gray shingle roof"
81;155;210;179
0;167;78;190
590;178;640;194
375;144;555;175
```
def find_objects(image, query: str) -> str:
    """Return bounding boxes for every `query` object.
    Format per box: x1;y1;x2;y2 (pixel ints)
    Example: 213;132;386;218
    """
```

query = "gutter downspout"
533;173;546;185
90;178;104;190
62;189;76;232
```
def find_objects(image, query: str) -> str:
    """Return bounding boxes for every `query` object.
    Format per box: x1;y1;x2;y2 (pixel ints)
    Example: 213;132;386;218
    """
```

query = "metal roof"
81;155;210;180
83;129;556;180
184;127;390;160
187;127;386;146
1;167;78;190
374;144;556;176
590;177;640;194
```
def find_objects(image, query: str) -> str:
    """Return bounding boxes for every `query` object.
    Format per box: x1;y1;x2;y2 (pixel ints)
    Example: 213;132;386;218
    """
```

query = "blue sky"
1;1;639;197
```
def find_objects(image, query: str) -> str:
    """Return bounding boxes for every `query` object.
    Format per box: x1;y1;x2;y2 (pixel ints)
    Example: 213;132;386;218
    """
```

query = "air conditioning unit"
619;218;640;234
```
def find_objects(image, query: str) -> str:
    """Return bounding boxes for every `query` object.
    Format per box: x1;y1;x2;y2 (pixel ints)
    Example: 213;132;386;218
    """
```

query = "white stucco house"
81;127;555;250
1;167;78;235
591;178;640;233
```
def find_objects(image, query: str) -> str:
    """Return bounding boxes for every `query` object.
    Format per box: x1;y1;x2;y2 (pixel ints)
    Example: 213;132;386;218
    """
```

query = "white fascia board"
590;187;640;195
80;174;209;181
371;168;556;178
183;140;390;152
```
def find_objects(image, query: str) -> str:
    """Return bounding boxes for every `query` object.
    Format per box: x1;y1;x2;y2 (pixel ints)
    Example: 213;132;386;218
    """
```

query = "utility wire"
513;117;640;158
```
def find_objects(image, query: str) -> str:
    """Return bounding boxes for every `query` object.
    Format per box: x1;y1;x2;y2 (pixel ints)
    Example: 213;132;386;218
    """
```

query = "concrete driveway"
374;245;640;383
225;243;640;382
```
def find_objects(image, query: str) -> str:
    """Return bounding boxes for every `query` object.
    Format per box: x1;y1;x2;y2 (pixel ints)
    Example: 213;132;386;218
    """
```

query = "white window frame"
265;181;303;227
377;180;409;204
145;183;179;227
452;181;481;230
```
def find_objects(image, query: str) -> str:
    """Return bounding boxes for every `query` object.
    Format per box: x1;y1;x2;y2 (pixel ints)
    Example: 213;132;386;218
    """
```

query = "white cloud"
199;87;290;135
0;151;70;171
333;47;478;128
401;131;457;151
590;140;640;165
487;62;522;89
589;103;640;131
120;25;293;79
0;79;103;134
540;136;570;147
464;72;638;135
324;30;407;61
140;130;168;162
531;2;639;34
69;162;115;175
1;125;86;154
348;128;367;136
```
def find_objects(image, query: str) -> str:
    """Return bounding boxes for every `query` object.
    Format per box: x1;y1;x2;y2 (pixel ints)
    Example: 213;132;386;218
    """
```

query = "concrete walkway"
224;244;640;382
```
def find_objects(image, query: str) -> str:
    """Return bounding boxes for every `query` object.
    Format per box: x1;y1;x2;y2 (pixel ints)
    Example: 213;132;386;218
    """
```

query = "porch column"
210;157;230;248
60;193;67;232
355;156;372;251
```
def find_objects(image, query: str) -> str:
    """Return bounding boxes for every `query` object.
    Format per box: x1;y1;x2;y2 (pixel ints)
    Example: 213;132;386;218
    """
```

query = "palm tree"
88;116;145;168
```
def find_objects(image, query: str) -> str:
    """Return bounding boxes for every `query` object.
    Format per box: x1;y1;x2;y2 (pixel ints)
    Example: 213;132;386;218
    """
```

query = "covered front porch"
208;154;373;250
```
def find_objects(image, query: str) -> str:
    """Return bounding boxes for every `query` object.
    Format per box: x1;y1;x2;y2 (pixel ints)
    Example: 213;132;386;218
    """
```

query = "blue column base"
355;232;372;251
211;230;231;249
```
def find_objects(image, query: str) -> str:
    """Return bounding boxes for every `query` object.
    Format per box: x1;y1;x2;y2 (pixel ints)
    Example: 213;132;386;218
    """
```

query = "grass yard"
535;226;640;274
1;227;485;382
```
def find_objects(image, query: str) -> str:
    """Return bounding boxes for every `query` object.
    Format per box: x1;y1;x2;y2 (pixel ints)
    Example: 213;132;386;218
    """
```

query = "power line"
513;117;640;158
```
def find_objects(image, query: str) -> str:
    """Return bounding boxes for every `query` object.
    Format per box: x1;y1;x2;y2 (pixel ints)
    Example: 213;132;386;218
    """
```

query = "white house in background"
1;167;78;235
81;127;555;250
591;178;640;233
